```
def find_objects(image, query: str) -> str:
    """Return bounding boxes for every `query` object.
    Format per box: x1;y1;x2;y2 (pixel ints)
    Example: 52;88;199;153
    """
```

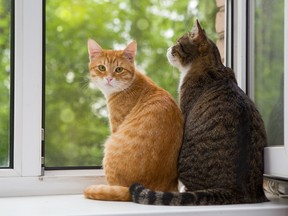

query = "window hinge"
41;128;45;141
40;156;45;177
40;128;45;177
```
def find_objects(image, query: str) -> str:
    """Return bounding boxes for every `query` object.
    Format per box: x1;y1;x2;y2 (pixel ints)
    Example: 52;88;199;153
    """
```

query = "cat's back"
181;67;260;122
179;68;267;198
184;68;266;146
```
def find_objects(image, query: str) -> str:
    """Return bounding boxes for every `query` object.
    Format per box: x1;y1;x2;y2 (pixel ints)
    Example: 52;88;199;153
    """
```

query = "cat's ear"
123;41;137;63
88;39;102;61
191;19;206;41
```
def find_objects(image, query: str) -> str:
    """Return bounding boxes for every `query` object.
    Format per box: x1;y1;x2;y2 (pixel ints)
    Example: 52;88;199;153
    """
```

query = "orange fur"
84;40;183;201
84;185;131;201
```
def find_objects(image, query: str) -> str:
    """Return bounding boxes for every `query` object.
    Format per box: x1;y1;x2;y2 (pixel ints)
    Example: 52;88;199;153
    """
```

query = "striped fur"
130;183;248;205
130;20;268;205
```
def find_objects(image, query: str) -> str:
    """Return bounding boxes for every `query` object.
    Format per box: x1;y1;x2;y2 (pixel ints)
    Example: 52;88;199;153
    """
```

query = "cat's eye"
115;67;124;73
98;65;106;71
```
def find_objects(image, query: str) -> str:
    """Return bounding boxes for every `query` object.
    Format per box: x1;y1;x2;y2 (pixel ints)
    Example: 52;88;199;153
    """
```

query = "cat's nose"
106;76;113;84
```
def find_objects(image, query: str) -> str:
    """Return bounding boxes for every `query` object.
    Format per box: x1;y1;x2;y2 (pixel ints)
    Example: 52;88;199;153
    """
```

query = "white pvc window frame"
0;0;104;197
0;0;42;177
225;1;249;93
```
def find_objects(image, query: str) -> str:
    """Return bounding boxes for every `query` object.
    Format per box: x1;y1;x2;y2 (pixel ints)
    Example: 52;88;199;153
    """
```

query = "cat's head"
167;20;221;73
88;39;137;97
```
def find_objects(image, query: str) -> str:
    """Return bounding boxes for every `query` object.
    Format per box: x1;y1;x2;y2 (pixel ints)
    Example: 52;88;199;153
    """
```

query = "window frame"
0;0;287;197
244;0;288;180
225;0;248;92
0;0;43;178
0;0;106;197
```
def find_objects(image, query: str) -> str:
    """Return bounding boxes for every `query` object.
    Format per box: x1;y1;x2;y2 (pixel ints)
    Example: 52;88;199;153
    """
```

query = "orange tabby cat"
84;39;183;201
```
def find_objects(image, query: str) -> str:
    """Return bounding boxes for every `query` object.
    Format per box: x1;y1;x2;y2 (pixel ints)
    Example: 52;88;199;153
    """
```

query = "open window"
247;0;288;181
1;0;287;198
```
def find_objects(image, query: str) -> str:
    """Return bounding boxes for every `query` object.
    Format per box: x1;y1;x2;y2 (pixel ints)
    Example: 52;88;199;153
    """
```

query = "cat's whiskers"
79;74;92;93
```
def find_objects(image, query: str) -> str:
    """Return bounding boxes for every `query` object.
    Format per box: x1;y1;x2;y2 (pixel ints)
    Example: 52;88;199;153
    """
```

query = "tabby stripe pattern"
130;183;247;205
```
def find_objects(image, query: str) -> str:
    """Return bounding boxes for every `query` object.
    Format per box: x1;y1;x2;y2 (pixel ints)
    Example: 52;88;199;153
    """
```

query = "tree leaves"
0;0;218;167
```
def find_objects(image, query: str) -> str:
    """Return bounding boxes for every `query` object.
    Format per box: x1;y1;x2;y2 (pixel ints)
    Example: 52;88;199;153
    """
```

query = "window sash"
227;0;248;92
0;0;43;177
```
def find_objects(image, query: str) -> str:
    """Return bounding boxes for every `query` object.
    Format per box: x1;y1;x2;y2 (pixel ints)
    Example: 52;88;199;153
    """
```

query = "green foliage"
0;0;11;167
197;0;217;40
44;0;218;167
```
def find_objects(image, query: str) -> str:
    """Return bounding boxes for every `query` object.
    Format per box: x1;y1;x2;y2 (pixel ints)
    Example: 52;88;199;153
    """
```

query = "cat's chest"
178;67;191;94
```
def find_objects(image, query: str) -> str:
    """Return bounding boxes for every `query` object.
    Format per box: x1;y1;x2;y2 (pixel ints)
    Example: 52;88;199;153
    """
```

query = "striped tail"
84;184;131;201
129;183;257;205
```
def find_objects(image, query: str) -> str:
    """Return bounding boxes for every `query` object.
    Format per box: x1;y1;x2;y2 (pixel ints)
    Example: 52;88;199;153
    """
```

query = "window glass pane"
45;0;224;167
254;0;284;146
0;0;12;168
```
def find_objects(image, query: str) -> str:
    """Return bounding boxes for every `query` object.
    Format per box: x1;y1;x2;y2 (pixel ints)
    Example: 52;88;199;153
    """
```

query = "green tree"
45;0;218;167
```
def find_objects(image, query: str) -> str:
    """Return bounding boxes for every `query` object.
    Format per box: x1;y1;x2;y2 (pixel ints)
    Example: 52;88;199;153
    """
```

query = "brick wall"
215;0;225;62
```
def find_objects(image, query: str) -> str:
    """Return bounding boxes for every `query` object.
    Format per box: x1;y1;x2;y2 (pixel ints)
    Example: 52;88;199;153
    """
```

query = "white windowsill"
0;170;106;197
0;195;287;216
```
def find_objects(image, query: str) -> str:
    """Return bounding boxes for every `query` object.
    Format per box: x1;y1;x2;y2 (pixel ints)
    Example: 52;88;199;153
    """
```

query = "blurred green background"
44;0;217;167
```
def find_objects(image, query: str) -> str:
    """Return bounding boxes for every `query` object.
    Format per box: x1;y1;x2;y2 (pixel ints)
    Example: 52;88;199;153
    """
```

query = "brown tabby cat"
130;20;269;205
84;39;183;201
